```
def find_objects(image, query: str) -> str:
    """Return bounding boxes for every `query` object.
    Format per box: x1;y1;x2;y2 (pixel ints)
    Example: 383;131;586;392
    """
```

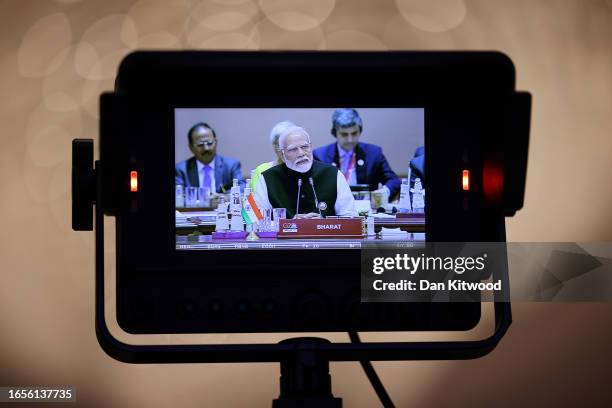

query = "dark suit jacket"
413;145;425;158
175;155;245;192
409;154;425;185
313;142;401;197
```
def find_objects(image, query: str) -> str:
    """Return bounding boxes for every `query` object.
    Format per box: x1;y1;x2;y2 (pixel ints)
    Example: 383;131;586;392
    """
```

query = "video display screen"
175;108;425;250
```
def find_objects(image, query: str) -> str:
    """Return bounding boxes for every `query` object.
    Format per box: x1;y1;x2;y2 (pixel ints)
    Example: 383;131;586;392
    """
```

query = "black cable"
348;331;395;408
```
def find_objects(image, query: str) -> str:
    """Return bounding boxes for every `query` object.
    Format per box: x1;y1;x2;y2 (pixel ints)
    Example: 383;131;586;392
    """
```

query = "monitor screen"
175;108;425;250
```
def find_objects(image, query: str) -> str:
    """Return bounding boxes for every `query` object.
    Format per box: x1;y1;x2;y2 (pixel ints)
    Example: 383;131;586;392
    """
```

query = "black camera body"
77;51;530;362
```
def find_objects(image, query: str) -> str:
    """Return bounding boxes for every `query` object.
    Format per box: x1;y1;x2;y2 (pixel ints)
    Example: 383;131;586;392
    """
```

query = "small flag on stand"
242;192;263;225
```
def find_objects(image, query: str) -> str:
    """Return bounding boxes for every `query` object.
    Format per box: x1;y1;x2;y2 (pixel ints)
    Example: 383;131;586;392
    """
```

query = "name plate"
277;218;364;239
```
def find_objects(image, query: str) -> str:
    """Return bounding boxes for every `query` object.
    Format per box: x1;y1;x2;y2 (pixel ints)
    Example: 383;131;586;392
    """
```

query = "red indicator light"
130;171;138;192
483;160;504;202
462;170;470;191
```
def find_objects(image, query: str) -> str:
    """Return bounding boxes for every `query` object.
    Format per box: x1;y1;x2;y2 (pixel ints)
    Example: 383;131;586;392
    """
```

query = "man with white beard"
253;125;357;219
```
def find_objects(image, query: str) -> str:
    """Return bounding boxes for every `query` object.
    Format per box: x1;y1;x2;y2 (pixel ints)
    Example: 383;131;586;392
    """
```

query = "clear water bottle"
366;215;375;237
175;185;184;208
399;178;411;213
215;196;229;232
229;179;244;231
411;178;425;213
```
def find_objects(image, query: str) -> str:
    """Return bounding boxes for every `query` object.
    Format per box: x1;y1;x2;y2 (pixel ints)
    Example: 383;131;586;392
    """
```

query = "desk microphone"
308;177;324;218
295;178;302;218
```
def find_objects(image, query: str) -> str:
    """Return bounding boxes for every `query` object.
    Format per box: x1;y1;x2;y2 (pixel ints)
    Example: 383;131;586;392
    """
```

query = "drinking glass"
185;187;198;208
197;187;211;207
260;208;273;232
175;185;184;208
272;208;286;232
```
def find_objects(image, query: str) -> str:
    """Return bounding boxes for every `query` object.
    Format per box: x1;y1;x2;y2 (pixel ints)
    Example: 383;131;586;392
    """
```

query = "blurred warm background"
1;0;611;406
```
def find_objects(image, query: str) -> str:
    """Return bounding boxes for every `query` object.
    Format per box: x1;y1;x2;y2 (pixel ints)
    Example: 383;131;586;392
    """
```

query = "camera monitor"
174;107;425;249
94;51;530;340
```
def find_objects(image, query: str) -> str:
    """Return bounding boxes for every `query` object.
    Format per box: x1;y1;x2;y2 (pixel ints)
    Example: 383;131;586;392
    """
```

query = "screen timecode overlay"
0;387;76;403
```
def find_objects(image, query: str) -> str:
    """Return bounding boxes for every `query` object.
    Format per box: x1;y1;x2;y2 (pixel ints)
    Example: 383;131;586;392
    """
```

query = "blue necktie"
203;165;212;192
342;151;352;176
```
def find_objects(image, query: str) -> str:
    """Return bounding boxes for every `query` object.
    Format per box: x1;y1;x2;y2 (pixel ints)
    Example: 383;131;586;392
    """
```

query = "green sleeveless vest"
262;161;338;219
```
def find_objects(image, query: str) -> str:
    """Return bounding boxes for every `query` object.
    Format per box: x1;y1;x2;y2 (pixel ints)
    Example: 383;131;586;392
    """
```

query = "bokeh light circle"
259;0;336;31
26;125;72;169
23;104;82;204
18;13;72;78
394;0;467;33
186;13;261;49
191;0;259;32
81;71;115;119
42;46;86;113
253;18;325;50
48;160;70;202
195;31;261;50
25;103;82;170
137;32;181;48
127;0;190;49
320;30;387;50
74;14;138;80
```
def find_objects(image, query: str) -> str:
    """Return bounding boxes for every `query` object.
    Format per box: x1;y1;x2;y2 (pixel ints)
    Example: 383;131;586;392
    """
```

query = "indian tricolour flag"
241;192;263;225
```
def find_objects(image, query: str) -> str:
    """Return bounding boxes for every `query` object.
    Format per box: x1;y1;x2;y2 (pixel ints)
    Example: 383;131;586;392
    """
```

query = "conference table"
176;210;425;250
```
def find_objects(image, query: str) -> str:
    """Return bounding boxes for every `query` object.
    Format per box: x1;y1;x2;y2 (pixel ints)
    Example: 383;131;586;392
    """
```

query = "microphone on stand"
295;178;302;218
308;177;324;218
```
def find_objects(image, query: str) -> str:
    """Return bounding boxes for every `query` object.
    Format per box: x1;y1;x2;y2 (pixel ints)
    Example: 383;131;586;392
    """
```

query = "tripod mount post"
273;337;342;408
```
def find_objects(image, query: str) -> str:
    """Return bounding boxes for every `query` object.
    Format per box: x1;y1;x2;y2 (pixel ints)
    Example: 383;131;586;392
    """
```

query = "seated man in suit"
313;108;401;199
175;122;245;193
409;145;425;187
408;145;425;205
